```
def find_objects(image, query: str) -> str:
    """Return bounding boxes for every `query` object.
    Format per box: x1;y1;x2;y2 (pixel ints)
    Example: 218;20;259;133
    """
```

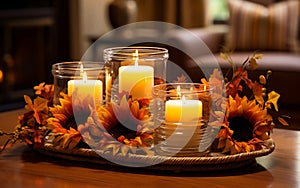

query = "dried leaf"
34;82;45;95
112;145;120;155
222;139;232;154
33;97;48;112
220;52;229;61
121;145;130;156
248;58;258;70
140;147;154;156
253;53;263;60
68;140;78;149
24;95;34;111
130;101;139;118
62;134;71;148
267;91;280;111
33;109;41;124
129;146;137;153
278;117;289;126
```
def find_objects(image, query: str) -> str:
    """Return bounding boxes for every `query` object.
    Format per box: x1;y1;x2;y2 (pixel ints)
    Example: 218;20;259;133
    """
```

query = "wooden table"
0;109;299;188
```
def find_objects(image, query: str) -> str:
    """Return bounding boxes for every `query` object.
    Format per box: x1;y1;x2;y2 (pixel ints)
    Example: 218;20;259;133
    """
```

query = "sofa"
164;0;300;128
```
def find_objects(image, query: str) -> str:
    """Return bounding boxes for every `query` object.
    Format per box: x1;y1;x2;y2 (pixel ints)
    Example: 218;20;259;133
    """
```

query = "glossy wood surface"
0;109;300;188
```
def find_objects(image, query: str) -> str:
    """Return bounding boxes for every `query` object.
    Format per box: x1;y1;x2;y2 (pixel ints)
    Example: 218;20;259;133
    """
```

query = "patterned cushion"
226;0;300;52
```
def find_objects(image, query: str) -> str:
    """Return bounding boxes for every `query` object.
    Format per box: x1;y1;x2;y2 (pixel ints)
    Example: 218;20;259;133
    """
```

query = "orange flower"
47;92;82;149
217;95;274;154
211;51;287;155
78;95;154;156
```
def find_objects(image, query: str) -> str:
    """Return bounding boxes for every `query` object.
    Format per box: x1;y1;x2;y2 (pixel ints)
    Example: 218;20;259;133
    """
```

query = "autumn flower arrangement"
0;51;287;156
0;83;154;156
204;51;288;154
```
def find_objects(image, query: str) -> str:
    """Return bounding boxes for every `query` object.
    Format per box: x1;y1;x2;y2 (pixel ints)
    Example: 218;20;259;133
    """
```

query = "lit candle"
68;71;103;104
118;50;154;99
165;87;202;122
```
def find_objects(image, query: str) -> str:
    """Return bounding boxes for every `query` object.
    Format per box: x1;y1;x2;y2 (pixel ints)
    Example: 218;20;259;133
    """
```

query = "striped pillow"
226;0;300;52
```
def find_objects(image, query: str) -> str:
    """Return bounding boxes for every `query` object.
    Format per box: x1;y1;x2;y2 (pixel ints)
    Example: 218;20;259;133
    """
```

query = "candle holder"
51;61;105;105
103;46;168;103
151;83;213;157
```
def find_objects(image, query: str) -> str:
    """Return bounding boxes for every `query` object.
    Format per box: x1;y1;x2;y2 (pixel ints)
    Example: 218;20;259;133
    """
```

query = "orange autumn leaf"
24;95;48;124
278;117;289;126
253;81;264;107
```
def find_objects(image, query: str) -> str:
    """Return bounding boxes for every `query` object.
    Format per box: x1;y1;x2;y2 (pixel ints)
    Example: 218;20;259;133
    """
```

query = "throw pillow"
247;0;275;6
226;0;300;52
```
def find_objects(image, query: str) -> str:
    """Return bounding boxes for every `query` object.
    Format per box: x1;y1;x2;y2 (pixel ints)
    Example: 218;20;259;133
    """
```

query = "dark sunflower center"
228;116;254;142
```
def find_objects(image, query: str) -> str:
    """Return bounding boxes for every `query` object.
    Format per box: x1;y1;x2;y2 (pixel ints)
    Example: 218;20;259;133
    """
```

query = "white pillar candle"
165;95;202;122
118;50;154;99
68;71;103;104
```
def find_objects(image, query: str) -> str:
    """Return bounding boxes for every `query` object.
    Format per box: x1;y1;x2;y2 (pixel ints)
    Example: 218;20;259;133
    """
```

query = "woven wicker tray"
38;139;275;172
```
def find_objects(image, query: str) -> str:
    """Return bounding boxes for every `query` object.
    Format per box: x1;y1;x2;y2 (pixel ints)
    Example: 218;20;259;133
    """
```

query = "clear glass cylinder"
151;83;213;157
103;46;168;103
51;61;105;105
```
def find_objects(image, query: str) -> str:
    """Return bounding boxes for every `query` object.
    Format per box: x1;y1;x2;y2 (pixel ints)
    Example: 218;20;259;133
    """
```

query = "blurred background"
0;0;227;111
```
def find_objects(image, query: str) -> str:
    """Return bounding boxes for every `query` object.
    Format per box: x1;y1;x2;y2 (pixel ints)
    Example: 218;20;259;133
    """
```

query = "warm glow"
67;70;103;103
118;49;154;99
0;69;3;83
176;86;181;97
165;95;203;122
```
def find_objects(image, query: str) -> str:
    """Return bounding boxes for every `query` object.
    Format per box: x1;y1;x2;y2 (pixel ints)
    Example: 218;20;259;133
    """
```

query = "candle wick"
83;71;87;83
182;95;186;104
134;57;138;66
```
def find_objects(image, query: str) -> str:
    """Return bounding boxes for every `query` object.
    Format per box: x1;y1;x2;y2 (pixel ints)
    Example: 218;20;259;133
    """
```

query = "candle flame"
176;86;182;98
133;50;139;66
83;71;87;83
204;84;207;91
176;86;181;93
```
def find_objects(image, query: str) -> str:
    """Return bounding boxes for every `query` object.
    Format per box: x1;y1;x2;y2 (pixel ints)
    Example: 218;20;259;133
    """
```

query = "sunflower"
78;95;154;156
47;92;82;149
216;95;274;154
207;51;286;155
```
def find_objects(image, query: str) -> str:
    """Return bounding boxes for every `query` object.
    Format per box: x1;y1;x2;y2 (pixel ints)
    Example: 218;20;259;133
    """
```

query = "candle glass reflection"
151;83;213;157
51;61;105;106
103;46;168;104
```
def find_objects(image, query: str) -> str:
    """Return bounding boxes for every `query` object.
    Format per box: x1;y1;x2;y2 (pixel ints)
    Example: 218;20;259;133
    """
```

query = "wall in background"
0;0;71;109
71;0;112;60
